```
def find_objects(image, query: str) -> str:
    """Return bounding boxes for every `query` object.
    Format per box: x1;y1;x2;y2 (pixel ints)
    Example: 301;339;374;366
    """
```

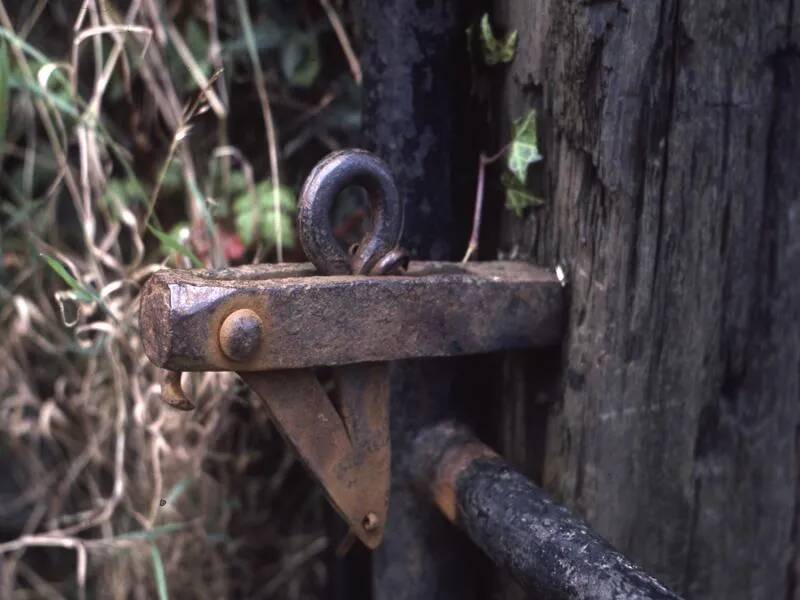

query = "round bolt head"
362;512;379;532
219;309;263;361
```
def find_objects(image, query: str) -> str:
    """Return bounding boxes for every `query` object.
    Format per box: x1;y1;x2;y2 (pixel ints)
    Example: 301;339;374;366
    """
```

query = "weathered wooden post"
491;3;800;598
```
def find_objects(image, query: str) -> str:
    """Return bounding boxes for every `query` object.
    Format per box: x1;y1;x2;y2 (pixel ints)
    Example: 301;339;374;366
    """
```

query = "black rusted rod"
410;422;683;600
359;1;482;599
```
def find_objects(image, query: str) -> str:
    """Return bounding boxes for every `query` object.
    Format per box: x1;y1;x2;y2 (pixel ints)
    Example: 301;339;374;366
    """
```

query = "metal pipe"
410;422;683;600
358;1;484;598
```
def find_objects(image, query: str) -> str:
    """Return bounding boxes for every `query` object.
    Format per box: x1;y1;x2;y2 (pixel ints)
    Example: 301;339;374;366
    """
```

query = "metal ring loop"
298;149;404;275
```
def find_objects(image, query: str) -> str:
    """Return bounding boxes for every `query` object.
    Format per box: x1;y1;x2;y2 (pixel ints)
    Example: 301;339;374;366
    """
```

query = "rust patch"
408;421;499;523
430;440;498;523
160;370;194;411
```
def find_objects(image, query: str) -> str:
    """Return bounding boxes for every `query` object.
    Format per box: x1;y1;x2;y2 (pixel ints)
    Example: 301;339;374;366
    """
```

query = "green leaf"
214;170;249;199
0;41;9;151
146;224;203;268
281;33;320;88
478;13;517;66
39;254;95;303
150;544;169;600
232;181;296;248
507;109;542;184
501;171;544;217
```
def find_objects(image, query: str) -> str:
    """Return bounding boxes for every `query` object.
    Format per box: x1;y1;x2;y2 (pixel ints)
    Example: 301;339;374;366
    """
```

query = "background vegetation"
0;1;363;597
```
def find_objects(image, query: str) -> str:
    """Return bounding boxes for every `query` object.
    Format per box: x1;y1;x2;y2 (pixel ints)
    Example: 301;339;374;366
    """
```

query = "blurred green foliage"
232;180;296;248
0;2;360;597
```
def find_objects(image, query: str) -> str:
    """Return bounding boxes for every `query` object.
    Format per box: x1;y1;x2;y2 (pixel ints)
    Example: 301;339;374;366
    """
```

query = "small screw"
362;512;379;532
219;308;264;361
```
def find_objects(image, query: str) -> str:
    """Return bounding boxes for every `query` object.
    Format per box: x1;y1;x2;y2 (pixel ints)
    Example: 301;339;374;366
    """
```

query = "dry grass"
0;1;361;597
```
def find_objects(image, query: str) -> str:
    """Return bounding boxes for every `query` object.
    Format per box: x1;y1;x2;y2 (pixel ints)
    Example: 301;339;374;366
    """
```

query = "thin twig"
70;24;152;94
236;0;283;262
319;0;361;85
166;22;226;118
141;69;223;232
18;0;47;39
205;0;231;216
462;144;510;263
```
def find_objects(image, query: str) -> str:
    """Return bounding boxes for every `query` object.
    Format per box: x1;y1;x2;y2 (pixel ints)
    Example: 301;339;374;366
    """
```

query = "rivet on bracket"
219;308;264;362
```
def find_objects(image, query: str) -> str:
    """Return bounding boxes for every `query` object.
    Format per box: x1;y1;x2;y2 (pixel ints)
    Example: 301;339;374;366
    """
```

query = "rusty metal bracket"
139;149;563;549
242;364;390;548
140;261;562;373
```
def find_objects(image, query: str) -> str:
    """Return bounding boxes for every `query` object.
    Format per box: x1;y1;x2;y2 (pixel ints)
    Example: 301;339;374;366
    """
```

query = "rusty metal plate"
242;363;390;548
140;261;563;372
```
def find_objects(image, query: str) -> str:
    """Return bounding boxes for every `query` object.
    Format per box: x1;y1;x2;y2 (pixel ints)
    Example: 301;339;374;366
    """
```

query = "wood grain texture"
493;1;800;598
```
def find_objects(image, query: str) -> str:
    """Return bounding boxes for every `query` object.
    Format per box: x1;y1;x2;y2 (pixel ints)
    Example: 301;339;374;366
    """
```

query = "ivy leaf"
477;13;517;66
501;171;545;217
39;254;96;303
146;224;203;268
233;181;296;248
507;109;542;184
219;170;249;198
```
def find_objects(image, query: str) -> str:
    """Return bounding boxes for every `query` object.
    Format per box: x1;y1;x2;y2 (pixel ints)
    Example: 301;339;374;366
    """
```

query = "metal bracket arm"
140;261;563;373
